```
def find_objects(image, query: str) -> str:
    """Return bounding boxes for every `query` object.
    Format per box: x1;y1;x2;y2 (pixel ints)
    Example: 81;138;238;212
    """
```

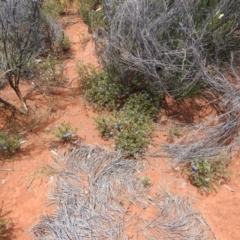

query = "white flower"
218;14;224;19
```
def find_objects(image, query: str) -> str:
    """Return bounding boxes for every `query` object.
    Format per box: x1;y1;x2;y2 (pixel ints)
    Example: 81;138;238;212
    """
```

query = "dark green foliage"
95;91;161;155
79;64;156;110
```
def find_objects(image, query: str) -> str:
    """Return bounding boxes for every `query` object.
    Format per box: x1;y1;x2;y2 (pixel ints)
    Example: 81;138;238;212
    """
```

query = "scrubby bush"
0;0;64;113
52;121;78;142
98;0;240;98
142;176;151;188
88;0;240;168
0;131;20;156
79;63;162;155
95;91;161;155
42;0;72;19
78;0;105;32
188;154;230;192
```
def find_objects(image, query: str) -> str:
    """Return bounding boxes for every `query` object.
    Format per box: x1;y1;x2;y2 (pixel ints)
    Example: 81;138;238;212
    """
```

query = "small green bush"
0;131;20;156
79;66;126;110
52;121;78;142
42;0;70;19
142;176;151;188
95;92;161;155
79;64;156;111
188;154;230;193
78;0;105;32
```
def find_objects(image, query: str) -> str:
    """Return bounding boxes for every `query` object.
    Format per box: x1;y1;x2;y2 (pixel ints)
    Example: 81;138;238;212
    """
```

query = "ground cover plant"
0;131;20;157
52;121;78;142
188;154;231;193
42;0;72;19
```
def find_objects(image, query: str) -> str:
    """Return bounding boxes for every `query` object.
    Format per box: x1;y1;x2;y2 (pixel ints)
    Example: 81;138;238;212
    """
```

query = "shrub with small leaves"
78;0;105;32
42;0;71;19
0;131;20;156
188;154;230;193
95;92;161;155
142;176;151;188
79;64;128;110
52;122;78;142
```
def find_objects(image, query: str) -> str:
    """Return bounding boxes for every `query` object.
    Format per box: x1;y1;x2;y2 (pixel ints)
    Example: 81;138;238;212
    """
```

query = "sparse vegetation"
0;131;20;157
188;154;231;193
59;35;71;52
167;126;182;142
142;176;151;188
77;0;105;32
52;121;78;142
42;0;72;19
0;215;7;239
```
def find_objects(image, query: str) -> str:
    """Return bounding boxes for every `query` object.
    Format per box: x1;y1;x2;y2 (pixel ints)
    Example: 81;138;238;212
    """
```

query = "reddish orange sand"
0;11;240;240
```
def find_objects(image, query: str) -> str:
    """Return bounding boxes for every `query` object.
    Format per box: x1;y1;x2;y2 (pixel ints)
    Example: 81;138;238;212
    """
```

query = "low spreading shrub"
77;0;105;32
142;176;151;188
42;0;72;19
52;121;78;142
188;154;231;193
95;91;161;155
0;131;20;156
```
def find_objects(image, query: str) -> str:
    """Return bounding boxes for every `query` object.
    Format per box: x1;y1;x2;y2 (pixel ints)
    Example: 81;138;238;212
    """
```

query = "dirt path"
0;9;240;240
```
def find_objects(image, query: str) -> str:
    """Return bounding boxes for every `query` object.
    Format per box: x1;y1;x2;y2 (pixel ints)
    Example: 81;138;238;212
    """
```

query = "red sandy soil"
0;8;240;240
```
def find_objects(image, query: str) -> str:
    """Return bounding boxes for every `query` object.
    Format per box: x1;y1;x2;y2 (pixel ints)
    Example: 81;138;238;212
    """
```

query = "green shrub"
0;131;20;156
52;121;78;142
42;0;71;19
79;64;156;111
188;154;230;193
95;92;161;155
78;0;105;32
79;63;162;155
142;176;151;188
79;66;126;110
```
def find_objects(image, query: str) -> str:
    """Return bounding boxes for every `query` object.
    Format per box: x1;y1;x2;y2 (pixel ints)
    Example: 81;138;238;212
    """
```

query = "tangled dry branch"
93;0;240;163
31;143;213;239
